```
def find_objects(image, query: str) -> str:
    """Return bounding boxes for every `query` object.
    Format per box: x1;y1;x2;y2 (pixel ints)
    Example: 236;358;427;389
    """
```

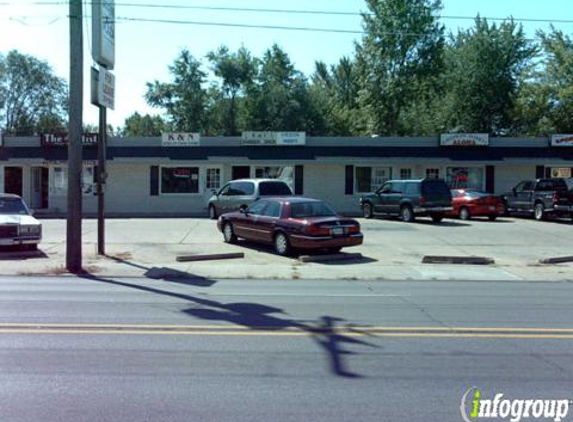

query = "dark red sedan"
217;197;363;256
447;189;505;221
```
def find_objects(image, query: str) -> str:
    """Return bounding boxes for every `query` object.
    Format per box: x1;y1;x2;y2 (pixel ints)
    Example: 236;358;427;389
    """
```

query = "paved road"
1;277;573;422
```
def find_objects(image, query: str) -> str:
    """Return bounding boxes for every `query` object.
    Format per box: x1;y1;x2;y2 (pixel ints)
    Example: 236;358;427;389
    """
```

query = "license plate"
331;227;344;236
489;206;496;211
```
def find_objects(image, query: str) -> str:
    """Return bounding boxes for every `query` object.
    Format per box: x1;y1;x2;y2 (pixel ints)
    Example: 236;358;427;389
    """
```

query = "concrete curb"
299;253;363;263
422;256;495;265
539;256;573;264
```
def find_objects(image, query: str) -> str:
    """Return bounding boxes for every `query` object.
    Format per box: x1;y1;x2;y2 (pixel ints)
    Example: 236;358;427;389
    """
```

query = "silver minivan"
208;178;293;219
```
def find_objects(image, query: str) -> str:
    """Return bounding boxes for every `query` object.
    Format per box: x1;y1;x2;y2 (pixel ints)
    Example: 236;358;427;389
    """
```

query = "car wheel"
488;215;497;221
209;205;217;220
222;222;237;244
400;205;415;222
362;203;373;219
431;214;444;223
534;203;546;221
274;232;291;256
459;207;471;220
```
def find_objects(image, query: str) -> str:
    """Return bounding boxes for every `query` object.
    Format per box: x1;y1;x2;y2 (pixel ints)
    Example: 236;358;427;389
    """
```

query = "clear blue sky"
1;0;571;128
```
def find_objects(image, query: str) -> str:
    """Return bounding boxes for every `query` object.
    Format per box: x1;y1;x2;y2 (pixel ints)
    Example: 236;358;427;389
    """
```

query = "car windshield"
258;181;292;196
0;198;30;215
290;201;337;218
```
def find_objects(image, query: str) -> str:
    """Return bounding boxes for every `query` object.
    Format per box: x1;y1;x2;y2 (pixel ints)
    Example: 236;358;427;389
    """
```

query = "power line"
114;16;364;34
3;1;573;24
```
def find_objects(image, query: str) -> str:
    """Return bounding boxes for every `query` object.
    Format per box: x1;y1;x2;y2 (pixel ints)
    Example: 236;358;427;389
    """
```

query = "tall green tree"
122;112;167;136
245;44;312;131
516;27;573;134
442;18;536;135
206;46;257;135
0;50;68;134
310;57;361;135
355;0;444;135
145;50;207;132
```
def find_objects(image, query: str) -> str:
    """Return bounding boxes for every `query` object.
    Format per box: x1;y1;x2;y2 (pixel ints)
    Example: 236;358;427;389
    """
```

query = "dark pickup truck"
502;178;573;220
359;178;453;223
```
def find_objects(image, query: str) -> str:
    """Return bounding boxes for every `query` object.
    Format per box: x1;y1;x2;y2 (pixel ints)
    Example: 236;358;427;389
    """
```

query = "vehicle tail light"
348;224;360;234
306;224;330;236
419;196;426;205
554;192;560;202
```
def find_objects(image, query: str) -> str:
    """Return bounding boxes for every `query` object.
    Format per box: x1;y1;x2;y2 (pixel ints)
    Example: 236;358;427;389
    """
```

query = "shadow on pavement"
104;254;216;287
0;246;48;260
231;239;374;264
78;272;378;379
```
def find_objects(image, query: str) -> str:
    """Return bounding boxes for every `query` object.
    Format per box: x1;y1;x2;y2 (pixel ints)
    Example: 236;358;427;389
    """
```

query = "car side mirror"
512;188;516;194
29;209;35;216
240;208;248;214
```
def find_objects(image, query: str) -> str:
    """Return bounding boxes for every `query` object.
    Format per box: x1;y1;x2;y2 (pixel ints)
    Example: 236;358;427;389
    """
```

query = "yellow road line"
1;324;573;339
1;323;573;332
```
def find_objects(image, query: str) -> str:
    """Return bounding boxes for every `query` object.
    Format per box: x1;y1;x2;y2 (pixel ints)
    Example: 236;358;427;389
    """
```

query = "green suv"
359;179;453;222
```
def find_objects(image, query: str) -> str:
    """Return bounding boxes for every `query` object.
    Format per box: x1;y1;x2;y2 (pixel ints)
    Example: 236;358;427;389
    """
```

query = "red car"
217;197;363;256
447;189;505;221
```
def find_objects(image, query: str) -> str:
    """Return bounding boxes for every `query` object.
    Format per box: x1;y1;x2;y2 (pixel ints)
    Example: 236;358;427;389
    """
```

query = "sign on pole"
92;0;115;69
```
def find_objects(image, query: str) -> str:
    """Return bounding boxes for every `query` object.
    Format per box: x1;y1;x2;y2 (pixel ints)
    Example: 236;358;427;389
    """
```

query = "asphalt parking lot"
1;215;572;281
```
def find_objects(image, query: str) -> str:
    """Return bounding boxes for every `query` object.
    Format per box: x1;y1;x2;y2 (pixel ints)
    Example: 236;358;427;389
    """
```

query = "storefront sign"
551;134;573;147
161;133;201;147
241;131;306;146
440;133;489;147
41;133;99;147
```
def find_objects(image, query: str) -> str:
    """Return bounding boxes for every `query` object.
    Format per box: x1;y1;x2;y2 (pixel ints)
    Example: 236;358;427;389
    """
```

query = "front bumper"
0;237;41;246
554;205;573;213
289;233;363;249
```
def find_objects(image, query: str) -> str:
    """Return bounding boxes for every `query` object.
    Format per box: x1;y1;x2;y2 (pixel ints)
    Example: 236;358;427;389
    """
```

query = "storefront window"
161;167;199;194
425;168;440;179
446;167;484;189
206;168;221;190
400;168;412;180
254;166;294;191
51;166;94;196
550;168;572;178
355;167;392;193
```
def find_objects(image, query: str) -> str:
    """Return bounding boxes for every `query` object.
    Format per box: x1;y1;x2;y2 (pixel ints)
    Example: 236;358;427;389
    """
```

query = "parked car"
502;178;573;220
208;178;293;219
359;179;453;223
446;189;505;221
217;197;363;256
0;194;42;250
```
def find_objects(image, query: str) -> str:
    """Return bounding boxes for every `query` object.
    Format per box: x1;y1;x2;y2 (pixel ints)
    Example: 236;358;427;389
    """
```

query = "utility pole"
67;0;83;272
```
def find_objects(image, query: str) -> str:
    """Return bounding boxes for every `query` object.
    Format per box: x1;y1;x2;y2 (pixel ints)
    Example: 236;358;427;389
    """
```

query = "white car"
0;194;42;250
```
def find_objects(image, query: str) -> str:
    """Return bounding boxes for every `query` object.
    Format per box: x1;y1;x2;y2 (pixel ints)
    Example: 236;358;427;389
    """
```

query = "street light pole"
67;0;83;272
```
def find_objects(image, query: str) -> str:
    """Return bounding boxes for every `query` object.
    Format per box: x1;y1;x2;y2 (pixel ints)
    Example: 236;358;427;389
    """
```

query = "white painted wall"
494;165;536;194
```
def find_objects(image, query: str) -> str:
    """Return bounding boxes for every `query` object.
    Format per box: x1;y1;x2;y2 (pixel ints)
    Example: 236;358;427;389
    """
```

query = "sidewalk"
2;218;572;282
